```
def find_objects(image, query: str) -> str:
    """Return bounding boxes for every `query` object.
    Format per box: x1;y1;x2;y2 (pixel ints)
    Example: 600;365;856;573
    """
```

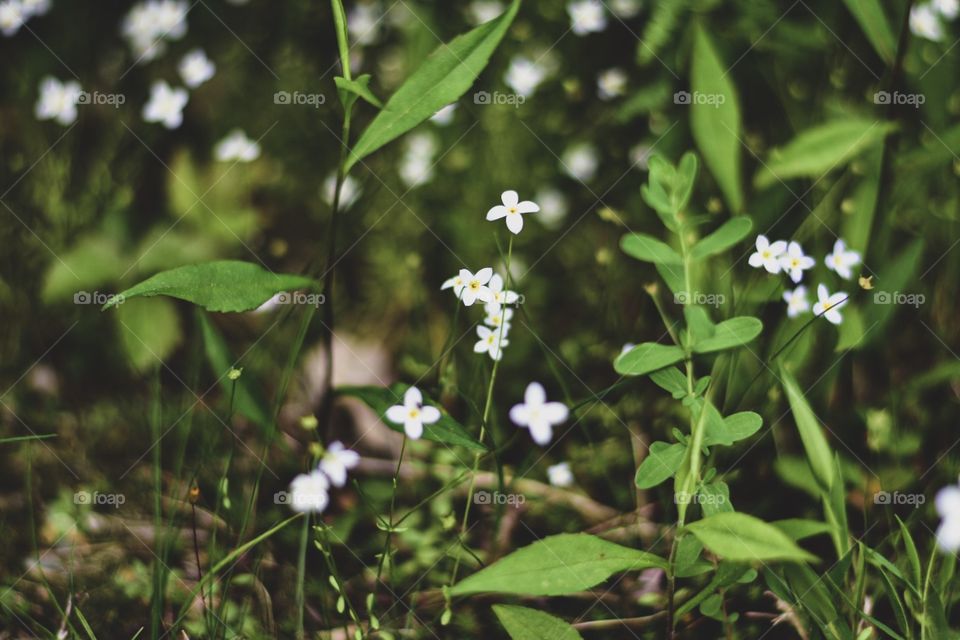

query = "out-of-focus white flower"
487;273;520;306
474;325;509;361
783;286;810;318
568;0;607;36
534;187;568;228
214;129;261;162
630;143;653;171
548;462;574;487
505;56;547;99
35;77;82;126
510;382;569;445
911;4;945;41
748;235;787;274
486;190;540;235
122;0;189;62
0;1;24;36
620;342;636;356
142;81;188;129
399;132;437;189
21;0;50;18
385;386;441;439
430;103;457;125
483;302;514;330
319;441;360;487
468;0;503;24
562;143;599;182
597;68;628;100
179;48;215;88
812;284;848;325
610;0;642;18
935;0;960;19
323;173;361;210
780;241;815;283
348;2;382;46
288;469;330;513
936;484;960;552
824;238;861;280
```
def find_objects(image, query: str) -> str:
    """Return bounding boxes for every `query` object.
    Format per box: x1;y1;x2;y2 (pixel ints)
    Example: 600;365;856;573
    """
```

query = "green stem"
372;435;407;612
295;514;310;639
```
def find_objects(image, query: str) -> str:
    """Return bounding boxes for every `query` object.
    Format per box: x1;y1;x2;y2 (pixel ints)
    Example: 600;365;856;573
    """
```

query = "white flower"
348;2;382;46
779;241;815;283
179;48;215;88
486;190;540;235
0;1;24;36
289;469;330;513
824;239;861;280
936;484;960;552
505;56;546;99
935;0;960;19
385;386;440;439
430;103;457;125
487;273;520;306
468;0;503;24
630;143;653;171
454;267;494;306
483;302;514;329
122;1;189;62
812;284;848;325
154;0;188;38
534;187;568;229
568;0;607;35
142;81;188;129
597;68;627;100
620;342;636;356
748;235;787;274
510;382;569;446
783;285;810;318
20;0;49;18
474;325;509;361
214;129;261;162
319;441;360;487
35;77;81;126
322;173;361;210
547;462;574;487
610;0;642;18
910;4;944;41
562;143;599;182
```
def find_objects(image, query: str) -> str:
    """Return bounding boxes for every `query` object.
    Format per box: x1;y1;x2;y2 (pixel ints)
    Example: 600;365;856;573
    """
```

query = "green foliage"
685;512;817;563
492;605;582;640
635;441;687;489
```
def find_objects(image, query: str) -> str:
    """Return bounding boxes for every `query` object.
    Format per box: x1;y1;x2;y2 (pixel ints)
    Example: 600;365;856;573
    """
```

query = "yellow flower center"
508;206;518;215
761;250;771;259
469;280;480;291
408;408;420;419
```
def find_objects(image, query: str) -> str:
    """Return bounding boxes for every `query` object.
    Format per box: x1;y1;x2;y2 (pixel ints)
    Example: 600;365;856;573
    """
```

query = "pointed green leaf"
690;217;753;260
842;0;896;63
635;441;687;489
771;519;833;541
492;605;583;640
620;233;683;265
692;317;762;353
780;366;837;493
614;343;686;376
335;74;383;109
686;512;817;563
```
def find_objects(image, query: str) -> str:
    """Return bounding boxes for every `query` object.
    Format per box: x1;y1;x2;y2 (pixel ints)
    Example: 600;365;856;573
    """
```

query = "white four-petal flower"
142;80;188;129
824;238;861;280
179;48;216;88
214;129;261;162
456;267;494;306
483;302;514;329
289;469;330;513
812;284;848;325
783;286;810;318
0;0;24;35
748;235;787;274
936;484;960;552
385;386;441;440
911;4;945;41
547;461;574;487
510;382;569;446
780;241;816;283
319;441;360;488
35;76;82;126
486;190;540;235
567;0;607;36
474;325;509;361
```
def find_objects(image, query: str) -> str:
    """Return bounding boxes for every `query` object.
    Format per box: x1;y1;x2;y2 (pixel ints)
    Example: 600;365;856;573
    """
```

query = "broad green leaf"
692;317;762;353
754;119;896;189
686;512;816;563
199;312;271;429
635;441;687;489
105;260;316;313
690;217;753;260
702;410;763;447
620;233;683;265
335;74;383;110
116;298;183;373
772;519;833;541
41;235;126;304
699;481;733;516
338;384;485;451
492;605;582;640
614;343;686;376
781;366;837;492
345;0;520;172
684;306;715;340
450;533;666;596
842;0;896;63
690;23;744;212
649;366;688;397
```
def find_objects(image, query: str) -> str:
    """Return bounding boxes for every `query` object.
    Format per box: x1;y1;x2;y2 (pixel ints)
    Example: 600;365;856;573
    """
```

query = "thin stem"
373;436;407;603
295;514;310;639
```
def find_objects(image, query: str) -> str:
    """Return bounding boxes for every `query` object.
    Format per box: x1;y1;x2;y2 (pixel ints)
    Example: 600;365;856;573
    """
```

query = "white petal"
817;284;830;303
528;421;553;446
475;267;493;284
768;240;787;256
476;287;494;303
506;213;524;234
441;276;457;289
524;382;546;407
787;241;802;258
789;268;802;284
748;252;763;268
385;405;408;424
319;459;347;487
509;403;529;426
404;386;423;407
501;190;519;207
474;339;489;354
486;205;508;221
763;257;782;274
405;419;423;439
516;200;540;214
937;486;960;518
541;402;569;424
488;274;504;292
461;288;477;306
755;235;769;251
420;405;441;424
824;308;843;325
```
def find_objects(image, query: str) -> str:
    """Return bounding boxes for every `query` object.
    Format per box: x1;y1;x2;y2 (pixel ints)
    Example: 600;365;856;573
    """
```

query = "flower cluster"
749;235;860;325
122;0;189;62
287;441;360;514
0;0;49;37
910;0;958;41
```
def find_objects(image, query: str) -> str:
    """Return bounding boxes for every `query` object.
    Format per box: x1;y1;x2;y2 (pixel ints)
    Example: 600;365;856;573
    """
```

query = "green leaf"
338;384;485;451
692;317;762;354
116;298;183;373
199;312;272;428
335;74;383;110
620;233;683;265
635;441;687;489
754;119;896;189
702;410;763;447
690;217;753;260
649;366;688;396
690;23;744;212
685;512;817;563
450;533;666;596
771;519;833;541
492;605;583;640
105;260;316;313
345;0;520;172
842;0;896;63
780;366;837;492
895;516;922;593
614;343;686;376
699;481;733;516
